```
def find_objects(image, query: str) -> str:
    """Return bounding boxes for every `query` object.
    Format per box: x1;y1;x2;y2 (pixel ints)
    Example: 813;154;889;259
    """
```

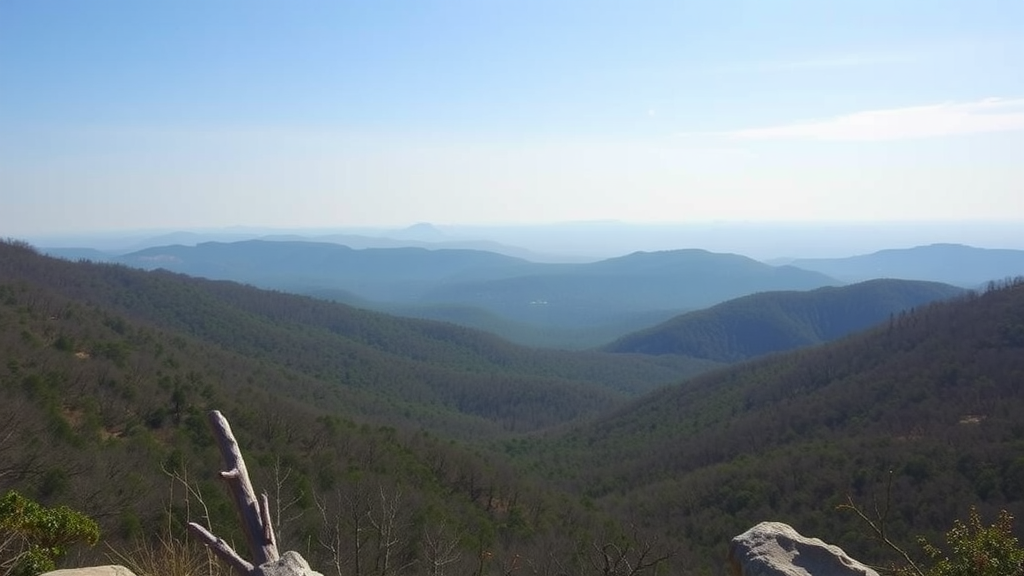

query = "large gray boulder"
728;522;879;576
253;551;324;576
41;566;136;576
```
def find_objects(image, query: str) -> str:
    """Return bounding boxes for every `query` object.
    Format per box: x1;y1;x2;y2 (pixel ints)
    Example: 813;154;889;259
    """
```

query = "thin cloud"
767;52;918;70
712;98;1024;142
715;51;917;74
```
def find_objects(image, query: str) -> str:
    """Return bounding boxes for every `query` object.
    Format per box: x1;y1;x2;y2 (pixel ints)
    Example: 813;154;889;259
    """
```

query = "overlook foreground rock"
41;567;136;576
728;522;878;576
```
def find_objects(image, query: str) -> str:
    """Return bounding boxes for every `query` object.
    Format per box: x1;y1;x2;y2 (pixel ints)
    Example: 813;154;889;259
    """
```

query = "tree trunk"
188;410;281;576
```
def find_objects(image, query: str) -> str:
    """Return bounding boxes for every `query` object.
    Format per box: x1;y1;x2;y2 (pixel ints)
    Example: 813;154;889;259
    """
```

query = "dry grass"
108;532;231;576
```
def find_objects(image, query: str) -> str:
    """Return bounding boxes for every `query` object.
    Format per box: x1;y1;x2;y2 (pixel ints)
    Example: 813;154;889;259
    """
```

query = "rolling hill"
0;240;717;438
603;278;965;361
788;243;1024;287
0;238;711;572
516;276;1024;571
115;239;539;301
107;241;840;342
421;249;839;327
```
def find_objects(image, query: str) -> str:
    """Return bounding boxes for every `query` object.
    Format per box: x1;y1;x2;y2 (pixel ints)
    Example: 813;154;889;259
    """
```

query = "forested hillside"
0;239;686;574
1;240;716;437
604;279;964;361
314;295;682;350
516;277;1024;572
5;237;1024;576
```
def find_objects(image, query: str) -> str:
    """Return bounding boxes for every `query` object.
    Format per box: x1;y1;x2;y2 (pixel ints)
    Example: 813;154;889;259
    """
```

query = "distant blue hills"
788;243;1024;287
97;239;833;322
38;238;1024;349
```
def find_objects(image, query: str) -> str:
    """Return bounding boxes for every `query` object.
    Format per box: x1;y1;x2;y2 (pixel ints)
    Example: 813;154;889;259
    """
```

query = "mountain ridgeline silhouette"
110;241;840;337
788;243;1024;287
603;279;965;361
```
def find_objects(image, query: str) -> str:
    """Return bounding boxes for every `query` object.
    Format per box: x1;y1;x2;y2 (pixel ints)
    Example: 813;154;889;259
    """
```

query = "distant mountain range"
419;249;837;326
788;243;1024;287
115;240;536;301
39;237;1024;349
40;226;586;263
603;279;965;361
77;240;840;340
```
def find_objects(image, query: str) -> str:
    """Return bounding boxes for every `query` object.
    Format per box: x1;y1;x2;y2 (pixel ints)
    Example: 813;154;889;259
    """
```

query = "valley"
3;237;1024;574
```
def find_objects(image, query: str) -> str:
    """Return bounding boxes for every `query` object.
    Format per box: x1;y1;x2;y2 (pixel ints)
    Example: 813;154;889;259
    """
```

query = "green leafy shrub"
0;490;99;576
904;508;1024;576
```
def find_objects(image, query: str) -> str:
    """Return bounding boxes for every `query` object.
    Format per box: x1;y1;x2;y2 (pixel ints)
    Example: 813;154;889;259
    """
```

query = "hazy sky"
2;0;1023;236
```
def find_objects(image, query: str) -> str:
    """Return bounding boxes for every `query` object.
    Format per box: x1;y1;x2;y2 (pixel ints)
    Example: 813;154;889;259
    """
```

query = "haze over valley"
3;1;1024;574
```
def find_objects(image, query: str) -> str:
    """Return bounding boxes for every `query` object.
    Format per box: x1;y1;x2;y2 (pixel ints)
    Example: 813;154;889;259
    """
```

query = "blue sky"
2;0;1023;236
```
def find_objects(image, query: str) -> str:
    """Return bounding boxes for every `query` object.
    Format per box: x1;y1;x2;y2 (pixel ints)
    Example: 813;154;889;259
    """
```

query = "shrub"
0;490;99;576
911;507;1024;576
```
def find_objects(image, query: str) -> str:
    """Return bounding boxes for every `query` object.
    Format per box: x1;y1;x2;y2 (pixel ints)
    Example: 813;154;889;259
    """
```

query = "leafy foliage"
913;508;1024;576
0;490;99;576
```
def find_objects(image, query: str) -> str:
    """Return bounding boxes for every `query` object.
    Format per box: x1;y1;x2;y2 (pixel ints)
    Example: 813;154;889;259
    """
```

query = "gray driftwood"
188;410;321;576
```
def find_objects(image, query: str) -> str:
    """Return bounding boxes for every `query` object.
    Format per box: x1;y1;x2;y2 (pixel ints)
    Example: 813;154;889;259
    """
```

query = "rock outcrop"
254;551;324;576
728;522;879;576
41;566;137;576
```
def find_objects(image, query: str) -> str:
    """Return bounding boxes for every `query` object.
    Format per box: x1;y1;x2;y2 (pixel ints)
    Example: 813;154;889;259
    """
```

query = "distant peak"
391;222;447;241
406;222;440;232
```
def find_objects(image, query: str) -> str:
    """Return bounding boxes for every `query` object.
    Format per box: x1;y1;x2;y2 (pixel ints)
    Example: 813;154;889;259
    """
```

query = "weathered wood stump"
188;410;322;576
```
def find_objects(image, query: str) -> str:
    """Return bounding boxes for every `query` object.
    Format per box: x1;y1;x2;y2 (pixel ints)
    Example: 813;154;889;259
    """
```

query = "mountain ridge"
100;240;842;339
0;239;717;438
517;277;1024;570
603;278;965;361
789;243;1024;287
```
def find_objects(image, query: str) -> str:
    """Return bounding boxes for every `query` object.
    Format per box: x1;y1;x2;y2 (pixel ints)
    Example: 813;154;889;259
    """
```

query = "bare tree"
187;410;281;575
267;456;306;547
585;527;674;576
366;485;415;576
313;491;348;576
838;471;925;576
421;520;462;576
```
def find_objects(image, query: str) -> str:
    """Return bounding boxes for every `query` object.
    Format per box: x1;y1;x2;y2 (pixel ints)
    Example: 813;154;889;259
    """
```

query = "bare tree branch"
188;522;256;575
837;471;925;576
207;410;280;566
188;410;286;576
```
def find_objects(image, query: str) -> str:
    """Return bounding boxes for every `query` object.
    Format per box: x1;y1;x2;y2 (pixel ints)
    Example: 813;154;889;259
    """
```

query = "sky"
1;0;1023;237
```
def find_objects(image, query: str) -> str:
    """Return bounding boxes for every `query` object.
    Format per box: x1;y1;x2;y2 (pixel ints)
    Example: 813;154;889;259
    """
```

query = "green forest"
2;238;1023;576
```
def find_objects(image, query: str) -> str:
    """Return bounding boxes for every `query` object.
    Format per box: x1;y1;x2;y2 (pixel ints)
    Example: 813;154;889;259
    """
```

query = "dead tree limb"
187;410;281;576
189;522;256;575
